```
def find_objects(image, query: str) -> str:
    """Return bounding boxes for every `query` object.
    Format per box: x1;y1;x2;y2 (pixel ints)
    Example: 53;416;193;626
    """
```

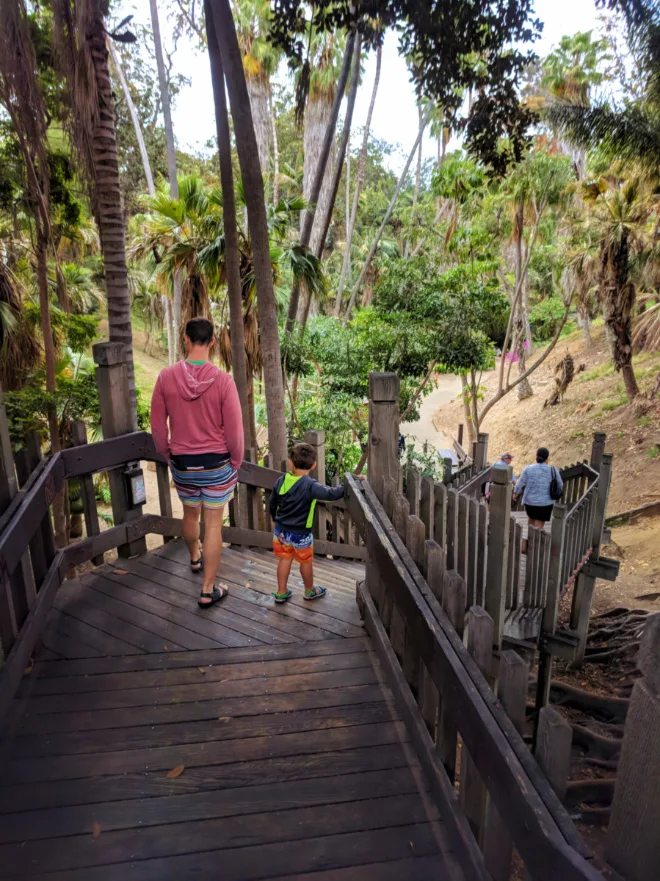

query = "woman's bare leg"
182;505;201;561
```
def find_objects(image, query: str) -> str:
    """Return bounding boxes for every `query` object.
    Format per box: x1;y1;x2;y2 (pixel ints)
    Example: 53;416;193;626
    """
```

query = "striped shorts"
170;454;238;510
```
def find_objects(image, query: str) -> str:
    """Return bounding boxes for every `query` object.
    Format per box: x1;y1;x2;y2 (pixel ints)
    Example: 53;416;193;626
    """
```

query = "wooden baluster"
442;456;453;485
419;476;434;540
535;505;567;725
402;515;425;695
460;606;493;842
433;481;447;551
506;515;516;611
382;475;397;521
485;466;512;648
468;498;479;607
438;570;467;783
368;373;400;504
590;431;606;473
330;475;340;543
483;650;529;880
476;500;488;608
71;422;105;563
392;494;410;542
0;390;25;653
446;488;459;570
405;464;421;517
23;434;56;574
523;526;537;607
535;707;572;801
457;493;469;584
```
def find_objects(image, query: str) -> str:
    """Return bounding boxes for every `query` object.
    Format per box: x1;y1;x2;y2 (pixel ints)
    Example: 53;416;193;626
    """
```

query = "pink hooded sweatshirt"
150;361;244;470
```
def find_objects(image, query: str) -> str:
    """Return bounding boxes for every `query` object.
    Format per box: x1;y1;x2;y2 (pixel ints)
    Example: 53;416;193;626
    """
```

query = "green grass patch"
600;393;628;413
579;362;615;383
570;429;587;440
637;415;653;428
648;446;660;460
616;431;625;438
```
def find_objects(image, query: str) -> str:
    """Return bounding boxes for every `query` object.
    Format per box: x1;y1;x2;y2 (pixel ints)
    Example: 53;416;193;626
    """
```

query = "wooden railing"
346;473;604;881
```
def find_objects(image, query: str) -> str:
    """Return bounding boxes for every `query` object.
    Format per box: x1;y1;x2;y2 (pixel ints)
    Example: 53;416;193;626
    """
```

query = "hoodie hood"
172;360;219;401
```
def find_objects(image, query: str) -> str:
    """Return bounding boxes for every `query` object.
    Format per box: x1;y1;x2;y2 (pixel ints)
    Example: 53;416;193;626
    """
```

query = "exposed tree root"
569;806;611;825
565;779;616;807
529;679;630;721
571;723;621;759
584;641;641;663
585;757;619;771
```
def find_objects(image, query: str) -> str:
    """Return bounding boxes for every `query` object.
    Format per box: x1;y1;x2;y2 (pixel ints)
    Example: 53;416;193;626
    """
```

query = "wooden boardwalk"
0;542;460;881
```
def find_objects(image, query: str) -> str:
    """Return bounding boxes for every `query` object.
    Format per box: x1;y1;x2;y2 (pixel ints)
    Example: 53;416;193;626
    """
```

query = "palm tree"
52;0;138;428
232;0;280;177
586;176;653;400
547;7;660;179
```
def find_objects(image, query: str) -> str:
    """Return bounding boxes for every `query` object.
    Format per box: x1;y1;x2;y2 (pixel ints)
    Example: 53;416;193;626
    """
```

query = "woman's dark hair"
290;442;317;470
185;317;214;345
536;447;550;463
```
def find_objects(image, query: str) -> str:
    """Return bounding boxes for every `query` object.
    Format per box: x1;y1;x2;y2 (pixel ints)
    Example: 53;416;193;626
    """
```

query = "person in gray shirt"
513;447;563;551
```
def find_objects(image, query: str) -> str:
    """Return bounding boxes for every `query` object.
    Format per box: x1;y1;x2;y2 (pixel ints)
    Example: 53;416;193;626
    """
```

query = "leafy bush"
529;296;566;340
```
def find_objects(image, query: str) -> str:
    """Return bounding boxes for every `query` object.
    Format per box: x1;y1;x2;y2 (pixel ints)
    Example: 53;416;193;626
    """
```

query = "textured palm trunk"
600;232;640;401
206;0;251;442
88;12;137;428
247;75;271;176
303;96;336;259
513;202;533;400
335;45;382;314
270;92;280;207
149;0;183;357
37;236;67;547
208;0;287;468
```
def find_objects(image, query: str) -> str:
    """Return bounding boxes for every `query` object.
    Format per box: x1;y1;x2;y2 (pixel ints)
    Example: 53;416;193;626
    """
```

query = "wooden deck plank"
42;609;145;657
20;644;371;697
25;636;369;681
0;741;410;814
15;825;445;881
0;795;440;875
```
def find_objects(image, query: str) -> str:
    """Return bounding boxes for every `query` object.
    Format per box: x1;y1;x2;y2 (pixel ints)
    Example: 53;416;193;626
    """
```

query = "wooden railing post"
483;649;529;880
474;432;489;471
368;373;400;504
535;505;567;722
607;614;660;881
438;569;467;783
71;422;104;565
304;429;326;538
92;342;146;558
534;706;572;801
590;431;606;473
484;466;512;648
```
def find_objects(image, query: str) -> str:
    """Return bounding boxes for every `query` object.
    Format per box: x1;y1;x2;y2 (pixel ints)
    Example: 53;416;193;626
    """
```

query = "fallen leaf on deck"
92;822;101;839
24;659;34;675
113;568;128;575
245;581;253;589
163;645;169;651
409;841;414;852
198;667;206;674
167;765;185;779
219;716;231;722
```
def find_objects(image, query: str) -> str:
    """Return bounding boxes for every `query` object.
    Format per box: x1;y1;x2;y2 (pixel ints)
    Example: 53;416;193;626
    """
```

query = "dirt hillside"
431;322;660;612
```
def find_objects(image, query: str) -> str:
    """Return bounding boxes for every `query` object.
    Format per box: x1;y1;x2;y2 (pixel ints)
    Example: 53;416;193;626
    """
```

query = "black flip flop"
198;584;228;608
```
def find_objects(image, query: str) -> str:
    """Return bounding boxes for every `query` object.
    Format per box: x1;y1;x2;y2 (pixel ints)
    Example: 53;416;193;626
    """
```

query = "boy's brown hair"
290;442;317;471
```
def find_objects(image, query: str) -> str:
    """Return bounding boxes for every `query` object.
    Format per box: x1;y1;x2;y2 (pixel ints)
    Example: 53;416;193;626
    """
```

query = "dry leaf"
92;822;101;839
245;581;253;589
114;568;128;575
167;765;185;779
409;841;415;852
24;658;34;676
163;645;169;651
198;667;206;674
218;716;231;723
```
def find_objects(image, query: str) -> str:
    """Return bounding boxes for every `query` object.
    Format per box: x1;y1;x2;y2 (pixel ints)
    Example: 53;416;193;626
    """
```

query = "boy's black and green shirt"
269;474;344;535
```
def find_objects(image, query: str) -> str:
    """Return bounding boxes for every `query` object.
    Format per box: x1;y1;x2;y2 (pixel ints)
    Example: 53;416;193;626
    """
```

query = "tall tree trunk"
404;102;424;258
107;38;155;196
313;34;361;264
206;0;250;441
600;234;640;401
302;97;335;260
513;201;533;400
54;262;70;313
163;295;174;365
149;0;183;357
286;32;356;333
334;44;382;314
88;11;138;428
246;75;271;176
208;0;287;467
343;102;433;324
37;235;66;547
270;91;280;208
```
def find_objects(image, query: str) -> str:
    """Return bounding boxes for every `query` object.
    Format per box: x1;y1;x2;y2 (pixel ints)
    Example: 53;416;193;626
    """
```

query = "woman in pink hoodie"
151;318;244;607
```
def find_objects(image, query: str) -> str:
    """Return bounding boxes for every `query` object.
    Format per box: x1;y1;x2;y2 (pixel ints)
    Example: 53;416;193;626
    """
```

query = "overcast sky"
132;0;606;172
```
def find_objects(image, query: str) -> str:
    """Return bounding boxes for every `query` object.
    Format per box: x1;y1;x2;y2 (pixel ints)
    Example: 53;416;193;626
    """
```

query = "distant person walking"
151;318;244;607
486;451;515;505
513;447;563;551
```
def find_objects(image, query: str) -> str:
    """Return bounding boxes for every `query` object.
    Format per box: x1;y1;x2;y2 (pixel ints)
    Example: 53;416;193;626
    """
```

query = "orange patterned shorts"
273;528;314;564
